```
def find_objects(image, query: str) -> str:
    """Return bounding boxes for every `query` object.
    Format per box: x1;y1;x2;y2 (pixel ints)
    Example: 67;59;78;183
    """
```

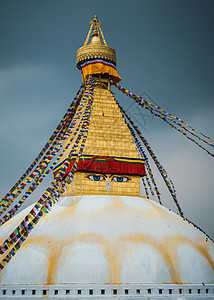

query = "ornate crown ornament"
76;15;117;69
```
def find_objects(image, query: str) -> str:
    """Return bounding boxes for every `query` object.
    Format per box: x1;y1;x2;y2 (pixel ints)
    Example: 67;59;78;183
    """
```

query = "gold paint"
105;241;122;284
41;286;49;299
161;235;214;282
119;233;181;283
111;195;124;209
57;196;80;220
74;234;122;284
46;240;64;285
118;233;214;283
158;241;180;283
82;87;139;157
19;235;62;286
50;233;122;285
64;172;141;197
122;198;161;219
187;237;214;271
146;198;171;217
1;225;214;285
57;84;143;197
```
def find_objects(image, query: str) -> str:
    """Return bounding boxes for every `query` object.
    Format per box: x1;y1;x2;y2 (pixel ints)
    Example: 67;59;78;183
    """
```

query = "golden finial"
90;15;100;28
91;14;99;24
76;15;121;83
83;14;107;46
77;15;116;68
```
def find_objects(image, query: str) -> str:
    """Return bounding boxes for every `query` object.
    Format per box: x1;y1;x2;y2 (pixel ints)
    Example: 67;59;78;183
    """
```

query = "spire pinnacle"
91;15;100;26
83;15;107;46
76;15;121;83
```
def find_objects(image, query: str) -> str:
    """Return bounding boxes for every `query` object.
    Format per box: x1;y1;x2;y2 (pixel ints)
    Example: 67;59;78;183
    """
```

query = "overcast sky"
0;0;213;238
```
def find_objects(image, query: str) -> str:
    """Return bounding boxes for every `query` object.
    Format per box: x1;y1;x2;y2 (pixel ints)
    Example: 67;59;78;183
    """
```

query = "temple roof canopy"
76;15;121;83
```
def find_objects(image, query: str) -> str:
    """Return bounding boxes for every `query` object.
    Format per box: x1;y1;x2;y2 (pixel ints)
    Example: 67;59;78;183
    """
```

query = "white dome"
0;195;214;299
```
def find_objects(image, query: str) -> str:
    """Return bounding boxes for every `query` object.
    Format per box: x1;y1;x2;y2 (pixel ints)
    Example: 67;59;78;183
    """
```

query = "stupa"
0;15;213;299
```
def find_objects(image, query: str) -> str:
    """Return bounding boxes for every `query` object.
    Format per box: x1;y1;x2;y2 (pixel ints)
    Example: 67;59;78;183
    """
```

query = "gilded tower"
54;15;146;196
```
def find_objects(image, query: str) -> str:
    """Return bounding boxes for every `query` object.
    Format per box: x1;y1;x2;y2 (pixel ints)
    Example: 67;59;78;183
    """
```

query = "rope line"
111;81;214;157
0;87;84;214
0;78;95;270
113;95;183;216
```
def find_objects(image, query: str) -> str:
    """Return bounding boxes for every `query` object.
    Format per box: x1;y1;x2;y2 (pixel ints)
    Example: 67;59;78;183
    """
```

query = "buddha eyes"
87;175;105;181
87;175;130;182
112;176;130;182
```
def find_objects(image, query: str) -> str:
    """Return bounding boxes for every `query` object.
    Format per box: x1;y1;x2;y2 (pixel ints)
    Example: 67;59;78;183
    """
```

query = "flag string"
0;86;91;224
111;81;214;157
0;78;95;270
114;96;183;216
0;87;84;214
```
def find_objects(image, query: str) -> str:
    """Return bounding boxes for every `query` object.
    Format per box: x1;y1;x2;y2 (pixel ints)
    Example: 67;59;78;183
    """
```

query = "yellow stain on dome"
40;195;164;223
161;235;214;282
119;233;181;283
111;195;124;210
57;197;80;220
1;227;214;286
1;196;213;286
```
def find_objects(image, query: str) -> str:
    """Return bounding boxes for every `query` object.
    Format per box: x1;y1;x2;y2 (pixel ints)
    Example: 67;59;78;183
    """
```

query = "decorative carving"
76;44;116;68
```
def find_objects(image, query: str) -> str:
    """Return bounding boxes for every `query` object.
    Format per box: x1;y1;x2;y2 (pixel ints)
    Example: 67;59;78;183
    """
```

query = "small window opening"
189;289;192;294
113;289;117;295
179;289;182;294
198;289;201;294
159;289;163;294
12;290;16;295
148;289;151;294
169;289;172;294
136;289;140;294
101;289;105;295
21;290;26;295
3;290;6;295
66;290;70;295
32;290;36;295
54;290;58;295
89;290;93;295
125;289;129;294
77;290;82;295
43;290;47;296
206;289;209;294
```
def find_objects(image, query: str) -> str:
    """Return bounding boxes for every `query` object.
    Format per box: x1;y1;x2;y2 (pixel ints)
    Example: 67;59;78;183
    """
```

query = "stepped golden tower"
55;15;145;197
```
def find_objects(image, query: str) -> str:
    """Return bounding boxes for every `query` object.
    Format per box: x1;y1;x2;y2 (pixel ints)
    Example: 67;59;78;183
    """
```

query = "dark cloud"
0;0;213;238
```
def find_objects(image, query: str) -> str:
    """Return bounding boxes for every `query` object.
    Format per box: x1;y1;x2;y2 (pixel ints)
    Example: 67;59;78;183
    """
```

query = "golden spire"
83;15;107;46
63;88;142;197
55;16;143;197
76;15;117;69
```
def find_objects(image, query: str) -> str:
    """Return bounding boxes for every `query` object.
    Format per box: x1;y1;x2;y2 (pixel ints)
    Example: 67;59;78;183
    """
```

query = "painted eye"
87;175;105;181
112;176;130;182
